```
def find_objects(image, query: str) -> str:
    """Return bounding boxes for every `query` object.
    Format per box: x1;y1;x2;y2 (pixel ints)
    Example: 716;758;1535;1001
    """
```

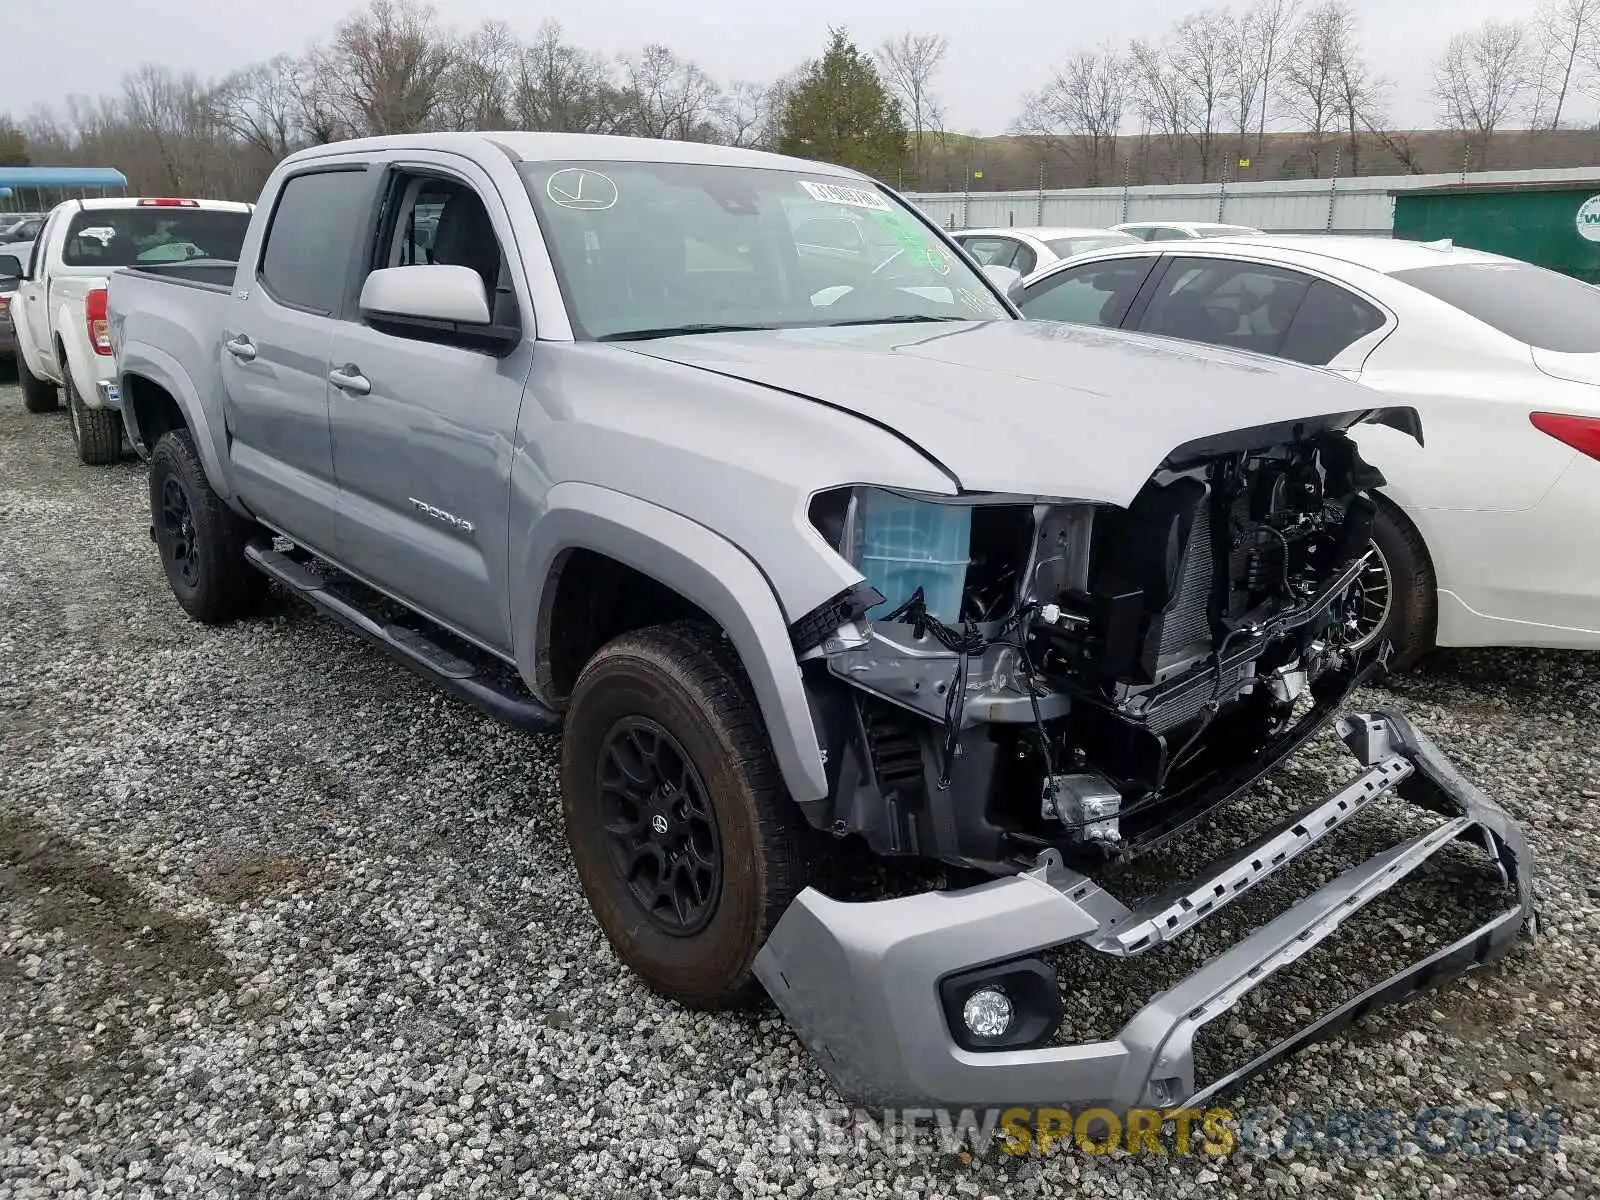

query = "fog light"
961;986;1014;1039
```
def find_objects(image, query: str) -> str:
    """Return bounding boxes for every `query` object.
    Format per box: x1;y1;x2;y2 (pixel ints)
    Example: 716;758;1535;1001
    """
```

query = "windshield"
519;160;1009;339
1390;259;1600;353
60;208;250;268
1044;233;1140;258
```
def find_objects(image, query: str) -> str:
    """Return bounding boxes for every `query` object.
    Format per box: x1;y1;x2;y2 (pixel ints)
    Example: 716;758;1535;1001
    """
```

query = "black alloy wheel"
160;474;201;590
597;716;723;936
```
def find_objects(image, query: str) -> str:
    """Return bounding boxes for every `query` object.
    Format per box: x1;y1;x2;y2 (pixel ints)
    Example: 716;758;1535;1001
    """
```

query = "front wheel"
148;428;267;624
560;621;819;1010
1340;500;1436;671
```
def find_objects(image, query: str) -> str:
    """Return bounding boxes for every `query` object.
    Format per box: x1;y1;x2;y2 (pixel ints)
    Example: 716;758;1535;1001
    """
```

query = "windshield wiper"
598;323;776;341
823;314;969;327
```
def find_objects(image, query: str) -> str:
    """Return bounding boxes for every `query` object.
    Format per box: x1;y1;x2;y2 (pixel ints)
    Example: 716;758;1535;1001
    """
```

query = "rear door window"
1278;279;1387;365
1134;257;1313;356
1390;259;1600;353
1017;257;1157;326
258;168;374;315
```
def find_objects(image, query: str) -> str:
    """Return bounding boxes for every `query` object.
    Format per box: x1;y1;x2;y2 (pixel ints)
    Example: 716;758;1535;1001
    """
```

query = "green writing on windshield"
867;209;950;274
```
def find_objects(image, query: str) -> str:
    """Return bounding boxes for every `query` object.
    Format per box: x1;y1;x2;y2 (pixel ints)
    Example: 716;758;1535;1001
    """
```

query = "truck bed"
119;261;237;292
107;260;239;462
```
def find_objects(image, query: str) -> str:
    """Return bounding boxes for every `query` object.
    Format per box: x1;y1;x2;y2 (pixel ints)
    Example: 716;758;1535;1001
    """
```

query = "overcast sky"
4;0;1547;135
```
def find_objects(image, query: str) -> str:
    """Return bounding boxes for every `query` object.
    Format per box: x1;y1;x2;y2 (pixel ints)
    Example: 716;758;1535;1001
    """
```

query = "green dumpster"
1391;179;1600;283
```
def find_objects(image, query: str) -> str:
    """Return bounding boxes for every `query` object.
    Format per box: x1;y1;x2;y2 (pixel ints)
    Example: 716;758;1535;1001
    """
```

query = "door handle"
224;335;256;362
328;365;371;396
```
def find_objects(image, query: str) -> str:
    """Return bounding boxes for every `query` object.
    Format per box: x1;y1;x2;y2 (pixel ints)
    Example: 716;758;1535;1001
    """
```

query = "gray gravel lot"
1;376;1597;1198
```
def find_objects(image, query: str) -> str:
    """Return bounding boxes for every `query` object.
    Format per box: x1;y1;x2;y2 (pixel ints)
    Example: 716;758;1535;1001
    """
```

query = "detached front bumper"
754;707;1536;1110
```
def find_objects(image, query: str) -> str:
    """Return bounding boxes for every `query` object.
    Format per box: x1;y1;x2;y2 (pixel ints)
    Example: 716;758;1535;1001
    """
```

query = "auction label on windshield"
799;180;891;211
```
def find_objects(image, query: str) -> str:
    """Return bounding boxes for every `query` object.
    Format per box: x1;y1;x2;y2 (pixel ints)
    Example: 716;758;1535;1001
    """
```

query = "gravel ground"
1;376;1597;1198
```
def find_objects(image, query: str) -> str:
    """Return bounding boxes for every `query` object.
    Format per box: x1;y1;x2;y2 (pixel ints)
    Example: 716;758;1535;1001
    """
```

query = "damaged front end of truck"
758;408;1536;1111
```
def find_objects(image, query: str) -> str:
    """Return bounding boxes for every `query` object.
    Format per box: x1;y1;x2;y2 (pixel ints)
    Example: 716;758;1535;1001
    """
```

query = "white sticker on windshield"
798;181;891;211
78;226;117;245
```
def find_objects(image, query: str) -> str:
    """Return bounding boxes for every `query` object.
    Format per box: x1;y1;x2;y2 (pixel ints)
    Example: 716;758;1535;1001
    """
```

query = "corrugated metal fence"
904;166;1600;236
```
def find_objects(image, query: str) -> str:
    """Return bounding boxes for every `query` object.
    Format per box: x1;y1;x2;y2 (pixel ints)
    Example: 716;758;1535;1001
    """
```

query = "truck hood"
622;320;1414;505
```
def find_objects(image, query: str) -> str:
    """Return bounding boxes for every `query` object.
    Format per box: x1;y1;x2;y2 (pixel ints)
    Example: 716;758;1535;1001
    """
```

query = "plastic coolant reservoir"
853;490;972;626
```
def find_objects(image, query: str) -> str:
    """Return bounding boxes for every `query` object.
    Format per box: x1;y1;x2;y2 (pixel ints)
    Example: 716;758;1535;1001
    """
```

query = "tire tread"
1373;496;1437;671
563;619;823;1010
67;372;123;465
149;428;267;624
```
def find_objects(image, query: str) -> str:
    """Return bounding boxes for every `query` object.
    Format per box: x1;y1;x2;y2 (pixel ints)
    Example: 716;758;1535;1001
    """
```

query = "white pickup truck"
13;196;252;464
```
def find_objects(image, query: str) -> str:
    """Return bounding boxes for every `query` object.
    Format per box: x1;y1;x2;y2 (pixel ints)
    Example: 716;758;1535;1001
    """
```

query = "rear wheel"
560;621;819;1010
148;428;267;624
64;371;124;465
1340;499;1435;671
18;352;57;413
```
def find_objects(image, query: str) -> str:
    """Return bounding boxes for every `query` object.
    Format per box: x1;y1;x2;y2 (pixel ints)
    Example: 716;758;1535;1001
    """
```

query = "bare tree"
513;21;628;134
1433;19;1533;166
1012;45;1128;185
619;45;724;140
875;33;947;185
327;0;455;135
293;50;359;144
1224;11;1266;166
1129;37;1193;182
120;65;218;192
717;79;788;149
1171;10;1235;181
212;55;309;160
1530;0;1600;128
440;20;519;130
1325;3;1386;173
1245;0;1300;158
1279;1;1347;174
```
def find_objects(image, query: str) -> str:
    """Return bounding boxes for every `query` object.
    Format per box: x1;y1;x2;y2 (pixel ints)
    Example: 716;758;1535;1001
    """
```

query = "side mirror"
360;264;492;325
0;253;22;280
982;263;1025;302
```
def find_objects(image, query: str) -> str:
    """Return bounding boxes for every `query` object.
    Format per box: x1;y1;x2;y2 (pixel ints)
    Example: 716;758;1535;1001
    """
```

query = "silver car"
108;133;1533;1112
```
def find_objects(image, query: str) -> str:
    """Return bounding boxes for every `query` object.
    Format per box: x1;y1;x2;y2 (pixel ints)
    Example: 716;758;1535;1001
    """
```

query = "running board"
244;542;561;733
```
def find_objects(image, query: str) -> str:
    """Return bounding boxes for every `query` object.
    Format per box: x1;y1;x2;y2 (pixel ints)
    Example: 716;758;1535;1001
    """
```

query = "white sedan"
951;226;1140;277
1111;220;1262;241
1012;234;1600;663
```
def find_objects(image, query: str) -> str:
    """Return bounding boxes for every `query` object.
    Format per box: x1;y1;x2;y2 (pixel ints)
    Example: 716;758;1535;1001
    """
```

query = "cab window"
1134;258;1314;356
1017;258;1156;326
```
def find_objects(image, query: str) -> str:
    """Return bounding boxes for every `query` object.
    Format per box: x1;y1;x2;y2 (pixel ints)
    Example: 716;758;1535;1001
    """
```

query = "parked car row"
9;138;1539;1115
950;220;1263;277
0;212;46;243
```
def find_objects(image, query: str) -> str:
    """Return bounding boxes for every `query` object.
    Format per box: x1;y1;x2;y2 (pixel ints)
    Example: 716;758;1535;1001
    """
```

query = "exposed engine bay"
801;421;1395;868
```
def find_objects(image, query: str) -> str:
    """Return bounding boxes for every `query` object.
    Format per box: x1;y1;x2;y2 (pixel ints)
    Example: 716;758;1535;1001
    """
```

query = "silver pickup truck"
107;132;1534;1112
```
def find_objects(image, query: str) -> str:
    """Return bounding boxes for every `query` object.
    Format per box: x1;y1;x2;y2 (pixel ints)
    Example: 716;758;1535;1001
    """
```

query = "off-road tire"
1368;497;1436;672
561;620;820;1010
65;370;124;465
148;428;268;624
18;352;57;413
